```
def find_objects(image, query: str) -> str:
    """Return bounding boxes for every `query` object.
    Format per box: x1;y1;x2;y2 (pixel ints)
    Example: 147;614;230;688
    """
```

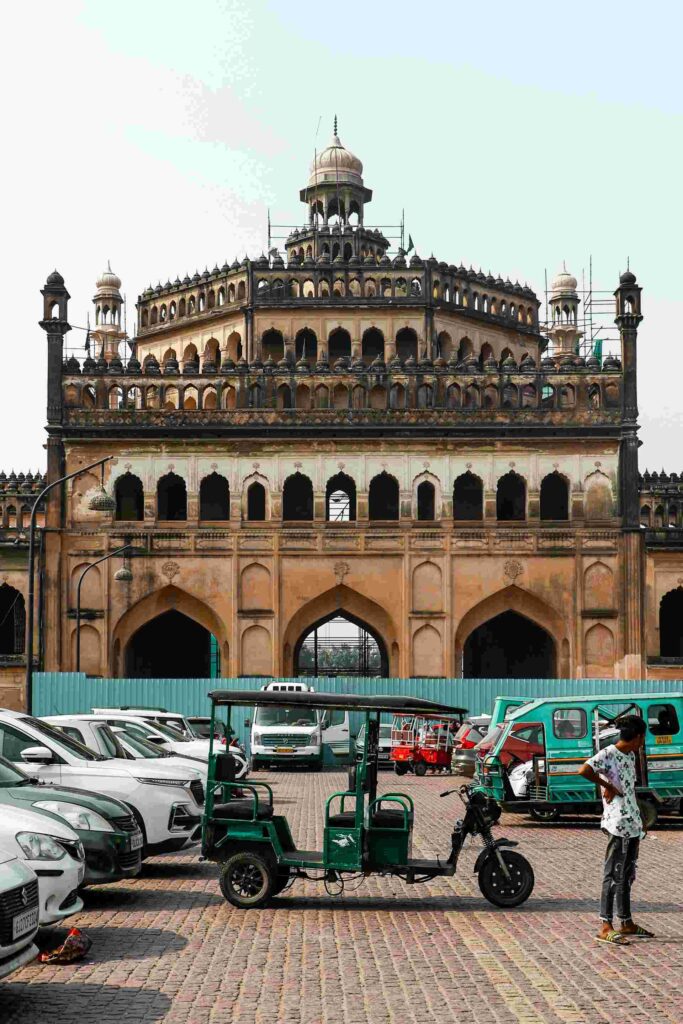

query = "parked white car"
43;715;209;784
93;708;204;741
0;805;84;925
0;845;40;980
91;712;212;760
0;710;205;859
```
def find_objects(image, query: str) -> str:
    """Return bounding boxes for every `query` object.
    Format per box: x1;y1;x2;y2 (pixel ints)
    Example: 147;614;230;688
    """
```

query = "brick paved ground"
2;770;682;1024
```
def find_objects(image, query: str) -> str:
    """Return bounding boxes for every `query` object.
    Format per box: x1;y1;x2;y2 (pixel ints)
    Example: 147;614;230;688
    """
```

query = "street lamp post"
25;455;114;712
76;545;134;672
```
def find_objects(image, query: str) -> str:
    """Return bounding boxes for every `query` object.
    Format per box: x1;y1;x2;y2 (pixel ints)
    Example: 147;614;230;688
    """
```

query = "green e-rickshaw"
201;689;535;909
474;692;683;827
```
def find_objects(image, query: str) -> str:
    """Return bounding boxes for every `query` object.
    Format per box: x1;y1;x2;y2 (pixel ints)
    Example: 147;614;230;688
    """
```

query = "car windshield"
132;719;192;742
0;754;31;786
23;717;106;761
379;725;392;739
117;729;169;759
189;719;225;739
254;707;318;727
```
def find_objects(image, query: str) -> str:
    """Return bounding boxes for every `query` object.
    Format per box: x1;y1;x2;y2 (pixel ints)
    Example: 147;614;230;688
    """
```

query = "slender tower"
615;268;644;677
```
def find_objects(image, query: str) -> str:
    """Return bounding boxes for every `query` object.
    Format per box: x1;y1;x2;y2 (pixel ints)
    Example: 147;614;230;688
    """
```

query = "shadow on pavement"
272;894;683;914
0;983;170;1023
82;886;223;911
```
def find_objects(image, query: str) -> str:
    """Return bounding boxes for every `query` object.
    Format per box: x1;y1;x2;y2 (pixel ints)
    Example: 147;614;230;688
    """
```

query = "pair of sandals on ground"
596;921;656;946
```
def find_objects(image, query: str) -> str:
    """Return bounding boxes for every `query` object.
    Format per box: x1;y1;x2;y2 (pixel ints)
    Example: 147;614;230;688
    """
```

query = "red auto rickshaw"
391;713;465;776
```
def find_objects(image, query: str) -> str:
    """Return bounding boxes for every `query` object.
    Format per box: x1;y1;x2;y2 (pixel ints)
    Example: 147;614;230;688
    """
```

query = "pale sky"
2;0;681;471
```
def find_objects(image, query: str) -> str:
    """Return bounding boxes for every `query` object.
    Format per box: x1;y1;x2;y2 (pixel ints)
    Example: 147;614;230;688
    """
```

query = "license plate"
656;735;673;745
12;906;39;940
129;830;143;851
275;747;294;753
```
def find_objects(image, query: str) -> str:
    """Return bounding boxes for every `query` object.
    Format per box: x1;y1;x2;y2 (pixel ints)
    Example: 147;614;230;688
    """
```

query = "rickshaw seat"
327;810;356;828
212;799;274;821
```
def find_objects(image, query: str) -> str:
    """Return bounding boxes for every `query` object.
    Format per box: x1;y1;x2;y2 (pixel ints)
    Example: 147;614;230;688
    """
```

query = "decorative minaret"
547;264;582;356
615;267;644;677
92;263;126;362
40;269;70;426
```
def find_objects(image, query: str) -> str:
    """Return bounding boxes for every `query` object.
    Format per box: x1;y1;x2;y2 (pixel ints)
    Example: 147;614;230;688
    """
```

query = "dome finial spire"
333;113;338;137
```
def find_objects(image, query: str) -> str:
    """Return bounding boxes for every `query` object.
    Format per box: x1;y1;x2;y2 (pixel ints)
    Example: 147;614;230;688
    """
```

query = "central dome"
309;122;363;188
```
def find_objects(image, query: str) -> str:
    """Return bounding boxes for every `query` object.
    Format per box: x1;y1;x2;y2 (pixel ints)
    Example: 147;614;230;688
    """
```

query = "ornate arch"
110;584;228;675
454;584;570;678
281;583;399;676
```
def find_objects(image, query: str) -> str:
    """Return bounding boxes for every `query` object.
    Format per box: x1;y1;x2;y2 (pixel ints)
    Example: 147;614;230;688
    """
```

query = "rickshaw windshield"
483;725;506;753
254;706;318;727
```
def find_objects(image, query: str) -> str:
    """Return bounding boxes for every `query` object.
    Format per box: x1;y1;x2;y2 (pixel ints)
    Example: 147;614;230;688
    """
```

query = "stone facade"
1;124;681;708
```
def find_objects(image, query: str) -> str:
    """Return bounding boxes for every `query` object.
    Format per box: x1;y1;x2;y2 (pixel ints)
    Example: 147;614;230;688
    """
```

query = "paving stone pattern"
2;771;682;1024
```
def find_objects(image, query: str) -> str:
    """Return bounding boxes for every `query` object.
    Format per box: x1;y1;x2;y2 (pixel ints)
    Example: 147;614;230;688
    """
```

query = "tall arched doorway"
463;610;555;678
294;612;387;677
124;610;220;678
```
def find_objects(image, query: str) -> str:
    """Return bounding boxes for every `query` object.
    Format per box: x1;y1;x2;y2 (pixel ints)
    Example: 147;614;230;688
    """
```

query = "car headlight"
32;800;115;833
135;777;191;787
16;831;67;860
252;731;261;744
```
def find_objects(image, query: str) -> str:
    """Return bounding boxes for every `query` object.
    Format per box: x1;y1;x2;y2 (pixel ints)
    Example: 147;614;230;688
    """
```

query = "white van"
250;682;350;770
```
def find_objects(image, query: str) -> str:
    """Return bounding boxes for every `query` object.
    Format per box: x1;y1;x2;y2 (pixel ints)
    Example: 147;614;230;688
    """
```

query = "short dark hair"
619;715;647;742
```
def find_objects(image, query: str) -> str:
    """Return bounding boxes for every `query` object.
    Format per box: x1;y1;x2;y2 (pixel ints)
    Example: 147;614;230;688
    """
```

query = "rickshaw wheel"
220;851;274;908
478;850;535;908
637;798;658;830
414;762;428;777
394;763;409;776
529;805;561;823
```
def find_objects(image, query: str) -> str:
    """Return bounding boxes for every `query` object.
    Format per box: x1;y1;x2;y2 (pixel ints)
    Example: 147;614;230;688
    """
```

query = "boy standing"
579;715;655;946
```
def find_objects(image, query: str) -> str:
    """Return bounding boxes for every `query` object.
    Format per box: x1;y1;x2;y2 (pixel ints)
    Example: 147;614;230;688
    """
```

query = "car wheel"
529;805;561;823
394;763;408;776
220;851;274;908
414;762;428;777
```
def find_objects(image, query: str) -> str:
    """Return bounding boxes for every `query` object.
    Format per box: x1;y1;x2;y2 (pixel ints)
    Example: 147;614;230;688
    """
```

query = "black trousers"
600;832;639;923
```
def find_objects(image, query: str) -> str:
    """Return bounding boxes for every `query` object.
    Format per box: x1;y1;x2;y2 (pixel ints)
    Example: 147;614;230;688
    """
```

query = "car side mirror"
320;713;330;729
21;745;54;765
147;734;167;745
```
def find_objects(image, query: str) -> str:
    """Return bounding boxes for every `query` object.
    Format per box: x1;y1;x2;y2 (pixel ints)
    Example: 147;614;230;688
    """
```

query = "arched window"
453;472;483;521
282;473;313;521
640;504;651;528
115;473;144;521
417;383;433;408
247;482;266;521
660;588;683;657
497;471;526;521
389;383;405;409
540;472;569;521
248;383;262;408
277;384;293;410
329;328;351;362
362;327;384;361
0;584;25;655
326;473;356;522
157;472;187;521
396;327;417;361
417;481;435;521
295;328;317;362
369;472;399;520
437;331;453;360
261;329;284;362
199;473;229;520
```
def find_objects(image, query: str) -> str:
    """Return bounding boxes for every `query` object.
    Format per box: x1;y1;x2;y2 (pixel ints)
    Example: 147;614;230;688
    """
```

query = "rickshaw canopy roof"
207;689;466;716
506;692;683;722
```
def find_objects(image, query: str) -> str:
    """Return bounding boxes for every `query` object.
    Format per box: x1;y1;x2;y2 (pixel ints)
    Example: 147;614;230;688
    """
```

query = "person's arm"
579;752;622;802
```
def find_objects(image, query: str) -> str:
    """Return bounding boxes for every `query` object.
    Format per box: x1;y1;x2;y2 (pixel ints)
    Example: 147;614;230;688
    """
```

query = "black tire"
529;805;561;823
219;851;274;908
478;850;535;908
414;762;428;777
394;763;409;776
637;798;658;830
271;868;292;896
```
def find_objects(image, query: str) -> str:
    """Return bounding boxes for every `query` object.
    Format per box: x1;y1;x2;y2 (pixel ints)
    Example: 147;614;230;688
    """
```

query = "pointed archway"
111;585;228;676
454;585;569;678
294;611;387;677
282;583;398;676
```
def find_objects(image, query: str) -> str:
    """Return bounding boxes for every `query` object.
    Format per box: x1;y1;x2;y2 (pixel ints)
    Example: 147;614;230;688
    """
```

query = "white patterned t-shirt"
586;744;644;839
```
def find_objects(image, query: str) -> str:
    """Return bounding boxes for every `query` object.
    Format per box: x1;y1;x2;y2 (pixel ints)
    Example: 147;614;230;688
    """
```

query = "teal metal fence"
33;673;683;752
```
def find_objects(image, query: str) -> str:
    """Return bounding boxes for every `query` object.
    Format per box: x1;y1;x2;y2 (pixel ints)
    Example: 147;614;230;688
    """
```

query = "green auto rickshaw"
201;689;535;909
